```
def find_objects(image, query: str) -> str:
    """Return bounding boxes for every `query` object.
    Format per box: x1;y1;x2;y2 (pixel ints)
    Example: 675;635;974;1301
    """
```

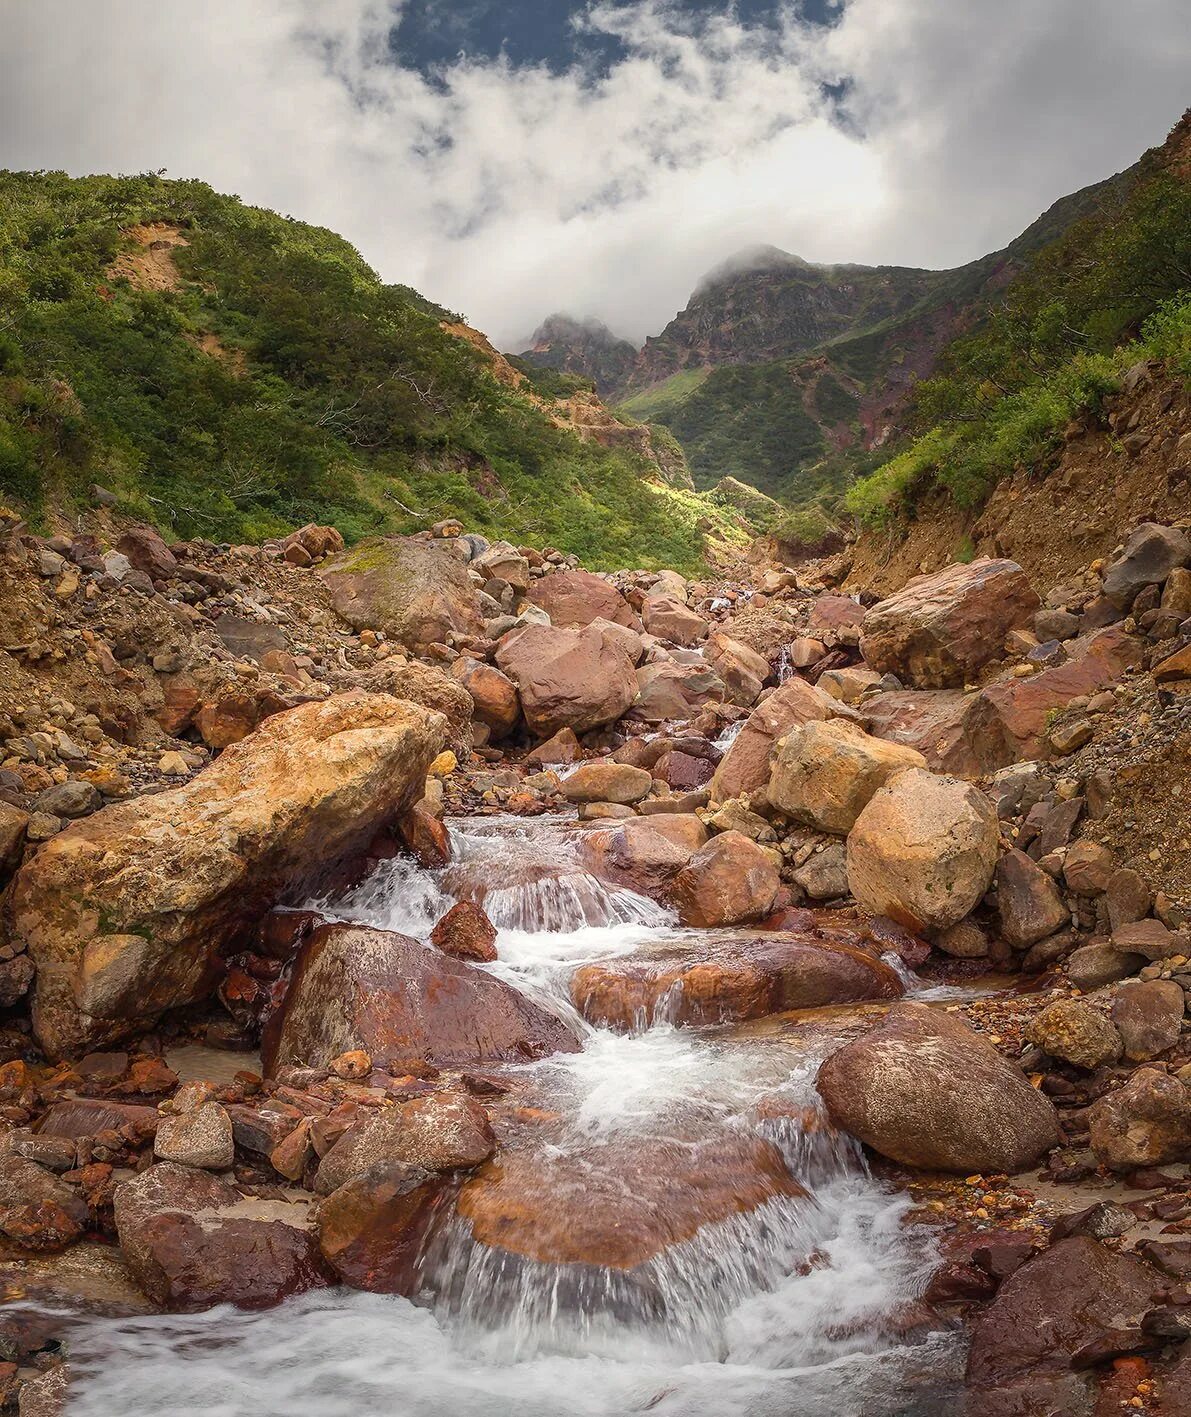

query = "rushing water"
62;815;963;1416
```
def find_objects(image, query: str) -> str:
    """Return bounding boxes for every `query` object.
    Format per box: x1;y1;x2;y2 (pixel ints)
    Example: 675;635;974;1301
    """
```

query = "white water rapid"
62;816;964;1416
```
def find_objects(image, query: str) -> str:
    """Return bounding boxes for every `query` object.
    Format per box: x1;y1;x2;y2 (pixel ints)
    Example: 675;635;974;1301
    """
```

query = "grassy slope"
0;171;745;572
845;127;1191;526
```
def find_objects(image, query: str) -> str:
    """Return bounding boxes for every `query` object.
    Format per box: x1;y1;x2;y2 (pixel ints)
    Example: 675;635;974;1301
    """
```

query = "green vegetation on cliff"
845;152;1191;526
0;170;743;570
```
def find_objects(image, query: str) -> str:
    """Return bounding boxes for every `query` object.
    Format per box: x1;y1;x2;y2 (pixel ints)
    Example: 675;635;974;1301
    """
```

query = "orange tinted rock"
12;693;446;1058
457;1132;803;1269
710;676;857;804
572;934;904;1029
429;901;498;963
669;832;779;927
450;658;520;739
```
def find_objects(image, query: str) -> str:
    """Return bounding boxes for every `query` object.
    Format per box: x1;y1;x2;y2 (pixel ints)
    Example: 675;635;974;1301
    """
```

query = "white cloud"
0;0;1186;345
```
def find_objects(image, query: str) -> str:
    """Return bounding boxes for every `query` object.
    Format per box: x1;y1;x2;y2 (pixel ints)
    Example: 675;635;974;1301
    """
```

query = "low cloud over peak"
1;1;1186;345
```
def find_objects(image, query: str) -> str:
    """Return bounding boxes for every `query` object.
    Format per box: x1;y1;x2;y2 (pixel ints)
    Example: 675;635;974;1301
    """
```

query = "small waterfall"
61;812;963;1417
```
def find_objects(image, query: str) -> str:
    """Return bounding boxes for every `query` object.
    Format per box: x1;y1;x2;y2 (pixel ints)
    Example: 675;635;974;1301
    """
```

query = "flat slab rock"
262;924;579;1074
571;931;904;1030
456;1131;804;1271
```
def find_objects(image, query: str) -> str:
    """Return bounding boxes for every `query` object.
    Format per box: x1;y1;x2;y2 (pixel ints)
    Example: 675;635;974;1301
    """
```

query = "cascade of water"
61;811;961;1416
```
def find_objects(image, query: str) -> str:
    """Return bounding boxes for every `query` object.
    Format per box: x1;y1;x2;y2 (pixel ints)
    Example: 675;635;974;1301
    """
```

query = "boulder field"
0;510;1189;1412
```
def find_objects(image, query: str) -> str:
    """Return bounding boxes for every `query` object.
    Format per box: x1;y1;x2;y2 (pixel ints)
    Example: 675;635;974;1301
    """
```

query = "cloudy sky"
1;1;1187;345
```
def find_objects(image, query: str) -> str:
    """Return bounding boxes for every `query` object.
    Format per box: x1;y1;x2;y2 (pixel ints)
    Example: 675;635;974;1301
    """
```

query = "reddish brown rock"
315;1163;453;1293
430;901;498;963
1088;1068;1191;1170
262;924;579;1074
0;1155;87;1252
38;1099;159;1139
526;569;640;630
860;559;1039;689
710;676;857;804
450;658;520;739
807;595;866;644
862;690;983;778
572;934;904;1029
114;1163;332;1311
457;1132;803;1270
846;769;1000;932
315;1093;494;1194
320;536;483;649
703;631;771;707
641;594;707;646
195;686;294;752
524;727;581;766
965;1238;1161;1395
395;802;452;867
632;663;726;724
816;1003;1062;1174
495;624;636;737
965;628;1145;769
1110;981;1186;1061
13;693;447;1058
995;849;1069;948
669;832;779;927
116;525;178;580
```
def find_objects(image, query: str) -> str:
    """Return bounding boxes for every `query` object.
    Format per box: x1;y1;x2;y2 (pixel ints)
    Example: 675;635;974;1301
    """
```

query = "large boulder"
965;1238;1162;1410
994;850;1069;948
495;624;636;737
114;1163;331;1311
1102;522;1191;609
526;569;640;630
449;657;520;739
860;559;1039;689
710;676;857;804
315;1163;453;1294
965;628;1144;769
767;719;925;834
845;769;1000;932
641;593;708;646
668;832;779;927
356;659;475;761
11;694;447;1059
572;935;903;1030
816;1003;1062;1173
1087;1068;1191;1170
321;536;483;648
632;662;726;724
262;924;579;1074
703;631;771;708
862;690;983;778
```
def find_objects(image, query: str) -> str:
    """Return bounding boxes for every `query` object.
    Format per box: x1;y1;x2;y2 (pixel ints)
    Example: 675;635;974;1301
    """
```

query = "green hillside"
846;124;1191;526
0;170;744;571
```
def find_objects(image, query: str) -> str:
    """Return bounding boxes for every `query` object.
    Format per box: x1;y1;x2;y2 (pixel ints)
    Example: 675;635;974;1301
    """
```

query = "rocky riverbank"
0;507;1189;1414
